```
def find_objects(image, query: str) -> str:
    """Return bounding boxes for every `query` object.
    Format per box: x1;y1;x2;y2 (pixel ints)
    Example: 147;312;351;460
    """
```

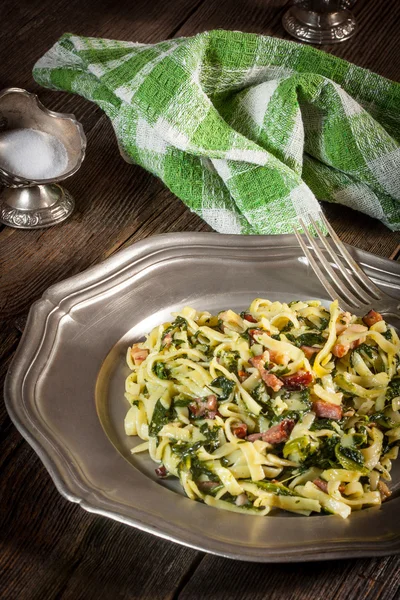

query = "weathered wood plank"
178;554;400;600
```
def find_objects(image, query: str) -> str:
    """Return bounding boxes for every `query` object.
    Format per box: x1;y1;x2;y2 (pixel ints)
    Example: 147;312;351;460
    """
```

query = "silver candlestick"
282;1;357;45
0;88;86;229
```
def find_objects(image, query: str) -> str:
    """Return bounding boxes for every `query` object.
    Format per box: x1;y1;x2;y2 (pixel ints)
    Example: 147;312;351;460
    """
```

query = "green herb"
210;376;235;401
318;317;329;331
246;480;296;496
220;350;240;374
240;331;251;343
370;411;399;429
385;377;400;403
310;418;343;432
199;423;221;451
283;435;319;462
149;400;171;436
301;436;339;470
173;397;192;408
173;316;188;330
152;361;171;380
286;332;325;348
382;328;393;341
335;444;368;474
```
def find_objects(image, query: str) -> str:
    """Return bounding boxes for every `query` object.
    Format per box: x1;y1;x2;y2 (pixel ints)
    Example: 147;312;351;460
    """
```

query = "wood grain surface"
0;1;399;598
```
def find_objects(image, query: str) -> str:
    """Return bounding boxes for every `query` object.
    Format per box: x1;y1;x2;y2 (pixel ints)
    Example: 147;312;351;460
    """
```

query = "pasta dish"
123;299;400;518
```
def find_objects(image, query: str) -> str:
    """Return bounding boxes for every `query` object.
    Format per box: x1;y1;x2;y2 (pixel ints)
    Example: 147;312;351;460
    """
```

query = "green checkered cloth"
33;30;400;234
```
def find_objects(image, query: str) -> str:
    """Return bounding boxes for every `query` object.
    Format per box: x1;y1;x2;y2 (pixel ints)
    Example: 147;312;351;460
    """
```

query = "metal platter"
5;233;400;561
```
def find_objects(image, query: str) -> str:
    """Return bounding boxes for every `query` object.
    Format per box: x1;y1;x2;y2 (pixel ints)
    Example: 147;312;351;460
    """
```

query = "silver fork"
293;212;400;326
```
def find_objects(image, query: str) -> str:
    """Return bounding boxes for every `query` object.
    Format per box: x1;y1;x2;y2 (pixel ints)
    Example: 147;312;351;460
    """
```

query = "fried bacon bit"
262;419;295;444
238;370;248;383
312;400;342;420
249;328;267;342
249;354;267;368
249;354;284;392
363;309;383;328
300;345;320;360
378;481;391;501
197;480;220;493
247;419;295;445
281;370;313;391
155;466;167;478
163;332;173;347
243;313;257;323
130;344;149;365
313;478;328;494
332;343;349;358
189;395;218;419
232;423;248;439
261;371;284;392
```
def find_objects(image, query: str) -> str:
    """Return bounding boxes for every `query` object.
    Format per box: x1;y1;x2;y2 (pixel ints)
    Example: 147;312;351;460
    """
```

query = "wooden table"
1;1;399;598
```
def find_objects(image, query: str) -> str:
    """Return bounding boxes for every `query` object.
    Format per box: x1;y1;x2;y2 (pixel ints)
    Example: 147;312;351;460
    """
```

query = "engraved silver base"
0;183;75;229
282;4;357;44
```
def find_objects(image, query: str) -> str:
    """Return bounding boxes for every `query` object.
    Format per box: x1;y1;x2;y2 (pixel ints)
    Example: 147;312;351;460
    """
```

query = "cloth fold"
33;30;400;233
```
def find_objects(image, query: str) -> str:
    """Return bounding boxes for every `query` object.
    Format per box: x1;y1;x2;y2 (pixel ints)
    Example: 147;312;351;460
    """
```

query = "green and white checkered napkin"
33;30;400;234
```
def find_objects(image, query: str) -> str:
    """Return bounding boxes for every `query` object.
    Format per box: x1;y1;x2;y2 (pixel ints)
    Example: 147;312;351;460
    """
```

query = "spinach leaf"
335;444;368;473
386;377;400;402
173;316;188;330
149;400;171;436
286;332;325;348
318;317;330;331
301;436;339;470
247;480;296;496
210;376;235;401
152;361;171;380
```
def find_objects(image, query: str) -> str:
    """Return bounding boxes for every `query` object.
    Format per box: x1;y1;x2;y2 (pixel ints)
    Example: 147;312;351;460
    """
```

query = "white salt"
0;128;68;180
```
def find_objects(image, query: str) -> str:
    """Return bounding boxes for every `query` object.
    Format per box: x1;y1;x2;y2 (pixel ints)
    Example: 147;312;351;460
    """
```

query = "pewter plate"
5;233;400;562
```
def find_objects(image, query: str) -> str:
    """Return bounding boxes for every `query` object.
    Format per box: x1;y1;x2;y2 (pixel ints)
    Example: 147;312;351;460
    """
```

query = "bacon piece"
163;332;173;347
232;423;248;439
378;481;391;501
261;419;295;444
155;466;167;478
197;480;220;493
301;345;320;359
261;371;284;392
312;400;342;420
130;344;149;365
246;432;263;442
238;370;248;382
313;478;329;493
281;370;313;390
249;354;283;392
247;419;295;445
363;310;383;328
206;395;217;411
249;354;267;368
243;313;257;323
189;395;218;419
249;328;268;342
332;343;349;358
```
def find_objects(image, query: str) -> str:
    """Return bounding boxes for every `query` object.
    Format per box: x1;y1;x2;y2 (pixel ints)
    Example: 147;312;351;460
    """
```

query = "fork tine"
310;216;378;305
320;213;382;301
299;219;363;309
293;226;352;311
